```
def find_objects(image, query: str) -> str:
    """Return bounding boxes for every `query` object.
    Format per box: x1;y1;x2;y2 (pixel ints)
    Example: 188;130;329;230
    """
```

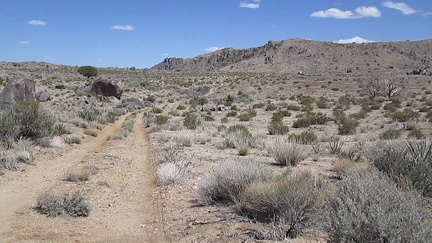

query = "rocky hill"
150;38;432;74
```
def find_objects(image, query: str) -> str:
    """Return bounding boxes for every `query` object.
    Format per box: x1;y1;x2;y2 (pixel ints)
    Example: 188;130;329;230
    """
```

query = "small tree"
382;78;399;99
78;66;98;78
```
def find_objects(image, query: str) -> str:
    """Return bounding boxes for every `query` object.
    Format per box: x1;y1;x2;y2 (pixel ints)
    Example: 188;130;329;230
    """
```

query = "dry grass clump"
325;172;432;242
239;171;328;239
332;159;375;177
173;130;196;147
267;138;306;166
3;138;35;170
64;167;93;182
156;145;192;186
34;190;91;217
64;135;82;144
198;160;272;205
83;129;98;137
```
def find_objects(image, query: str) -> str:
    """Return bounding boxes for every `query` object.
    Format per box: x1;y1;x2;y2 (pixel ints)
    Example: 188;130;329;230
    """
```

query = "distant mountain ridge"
150;38;432;74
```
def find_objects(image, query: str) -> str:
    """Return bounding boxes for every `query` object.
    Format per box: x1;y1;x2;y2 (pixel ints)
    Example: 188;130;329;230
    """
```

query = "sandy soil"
0;114;165;242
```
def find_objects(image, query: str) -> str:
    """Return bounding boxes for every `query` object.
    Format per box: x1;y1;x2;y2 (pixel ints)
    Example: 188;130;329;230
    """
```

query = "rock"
217;105;230;111
36;91;51;102
0;77;36;109
108;96;121;104
201;104;217;112
90;77;123;99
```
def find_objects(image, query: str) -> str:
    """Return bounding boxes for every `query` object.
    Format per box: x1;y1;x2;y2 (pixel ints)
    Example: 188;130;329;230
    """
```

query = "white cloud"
355;6;381;18
206;47;224;52
311;6;381;19
422;12;432;17
27;20;47;26
19;40;30;45
240;2;260;9
111;25;135;31
335;36;374;44
382;1;417;15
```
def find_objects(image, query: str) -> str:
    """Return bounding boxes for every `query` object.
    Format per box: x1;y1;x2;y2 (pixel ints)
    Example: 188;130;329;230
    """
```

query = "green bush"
35;190;91;217
77;66;97;78
240;171;327;239
0;101;62;148
289;131;317;144
226;111;237;117
265;103;278;111
78;106;101;122
325;172;431;243
268;120;289;135
183;113;203;129
338;117;359;135
155;115;169;125
292;112;328;128
198;160;272;205
379;129;401;140
367;140;432;196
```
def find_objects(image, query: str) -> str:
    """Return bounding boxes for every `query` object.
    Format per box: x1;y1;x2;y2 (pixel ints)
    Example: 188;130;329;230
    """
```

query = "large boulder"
0;77;36;109
36;91;51;102
90;78;123;100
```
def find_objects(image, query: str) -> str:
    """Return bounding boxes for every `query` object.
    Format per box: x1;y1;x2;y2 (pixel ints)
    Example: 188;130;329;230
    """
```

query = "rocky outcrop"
90;78;123;100
0;77;36;109
149;39;432;74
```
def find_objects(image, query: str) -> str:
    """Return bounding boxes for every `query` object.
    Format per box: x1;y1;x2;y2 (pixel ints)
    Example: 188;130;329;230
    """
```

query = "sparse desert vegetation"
1;38;432;242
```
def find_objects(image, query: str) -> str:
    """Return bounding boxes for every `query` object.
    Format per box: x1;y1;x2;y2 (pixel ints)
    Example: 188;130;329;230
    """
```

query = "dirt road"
0;114;165;242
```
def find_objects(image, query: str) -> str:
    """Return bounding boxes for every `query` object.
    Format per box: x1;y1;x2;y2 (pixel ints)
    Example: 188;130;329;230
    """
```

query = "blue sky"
1;0;431;68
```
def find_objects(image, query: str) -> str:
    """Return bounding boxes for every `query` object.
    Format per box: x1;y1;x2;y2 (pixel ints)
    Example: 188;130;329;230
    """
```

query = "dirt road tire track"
0;113;165;242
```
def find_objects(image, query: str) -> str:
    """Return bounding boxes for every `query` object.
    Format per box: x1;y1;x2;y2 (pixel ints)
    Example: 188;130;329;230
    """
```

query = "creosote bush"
0;101;63;148
240;171;327;239
35;190;91;217
325;172;432;243
367;140;432;196
198;160;272;205
183;112;203;130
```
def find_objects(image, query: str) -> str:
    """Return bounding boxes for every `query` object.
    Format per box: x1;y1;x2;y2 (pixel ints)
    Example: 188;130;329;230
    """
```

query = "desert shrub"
173;130;195;147
268;121;289;135
223;125;257;150
202;114;214;121
408;128;426;139
0;101;61;148
367;140;432;196
152;107;163;114
338;117;359;135
83;129;98;137
265;103;278;111
286;104;301;111
35;190;91;217
183;113;203;130
379;129;401;140
78;106;101;122
64;135;82;144
157;145;192;186
122;117;135;133
3;138;35;170
350;107;370;120
253;102;265;109
64;168;91;182
198;160;272;205
155;115;169;125
190;96;209;106
392;109;419;123
240;171;327;239
332;160;374;177
292;112;328;128
426;110;432;122
226;111;237;117
176;104;186;110
142;112;155;128
77;65;97;78
267;138;306;166
316;96;330;109
325;172;432;243
146;95;156;103
326;136;343;155
289;131;317;144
